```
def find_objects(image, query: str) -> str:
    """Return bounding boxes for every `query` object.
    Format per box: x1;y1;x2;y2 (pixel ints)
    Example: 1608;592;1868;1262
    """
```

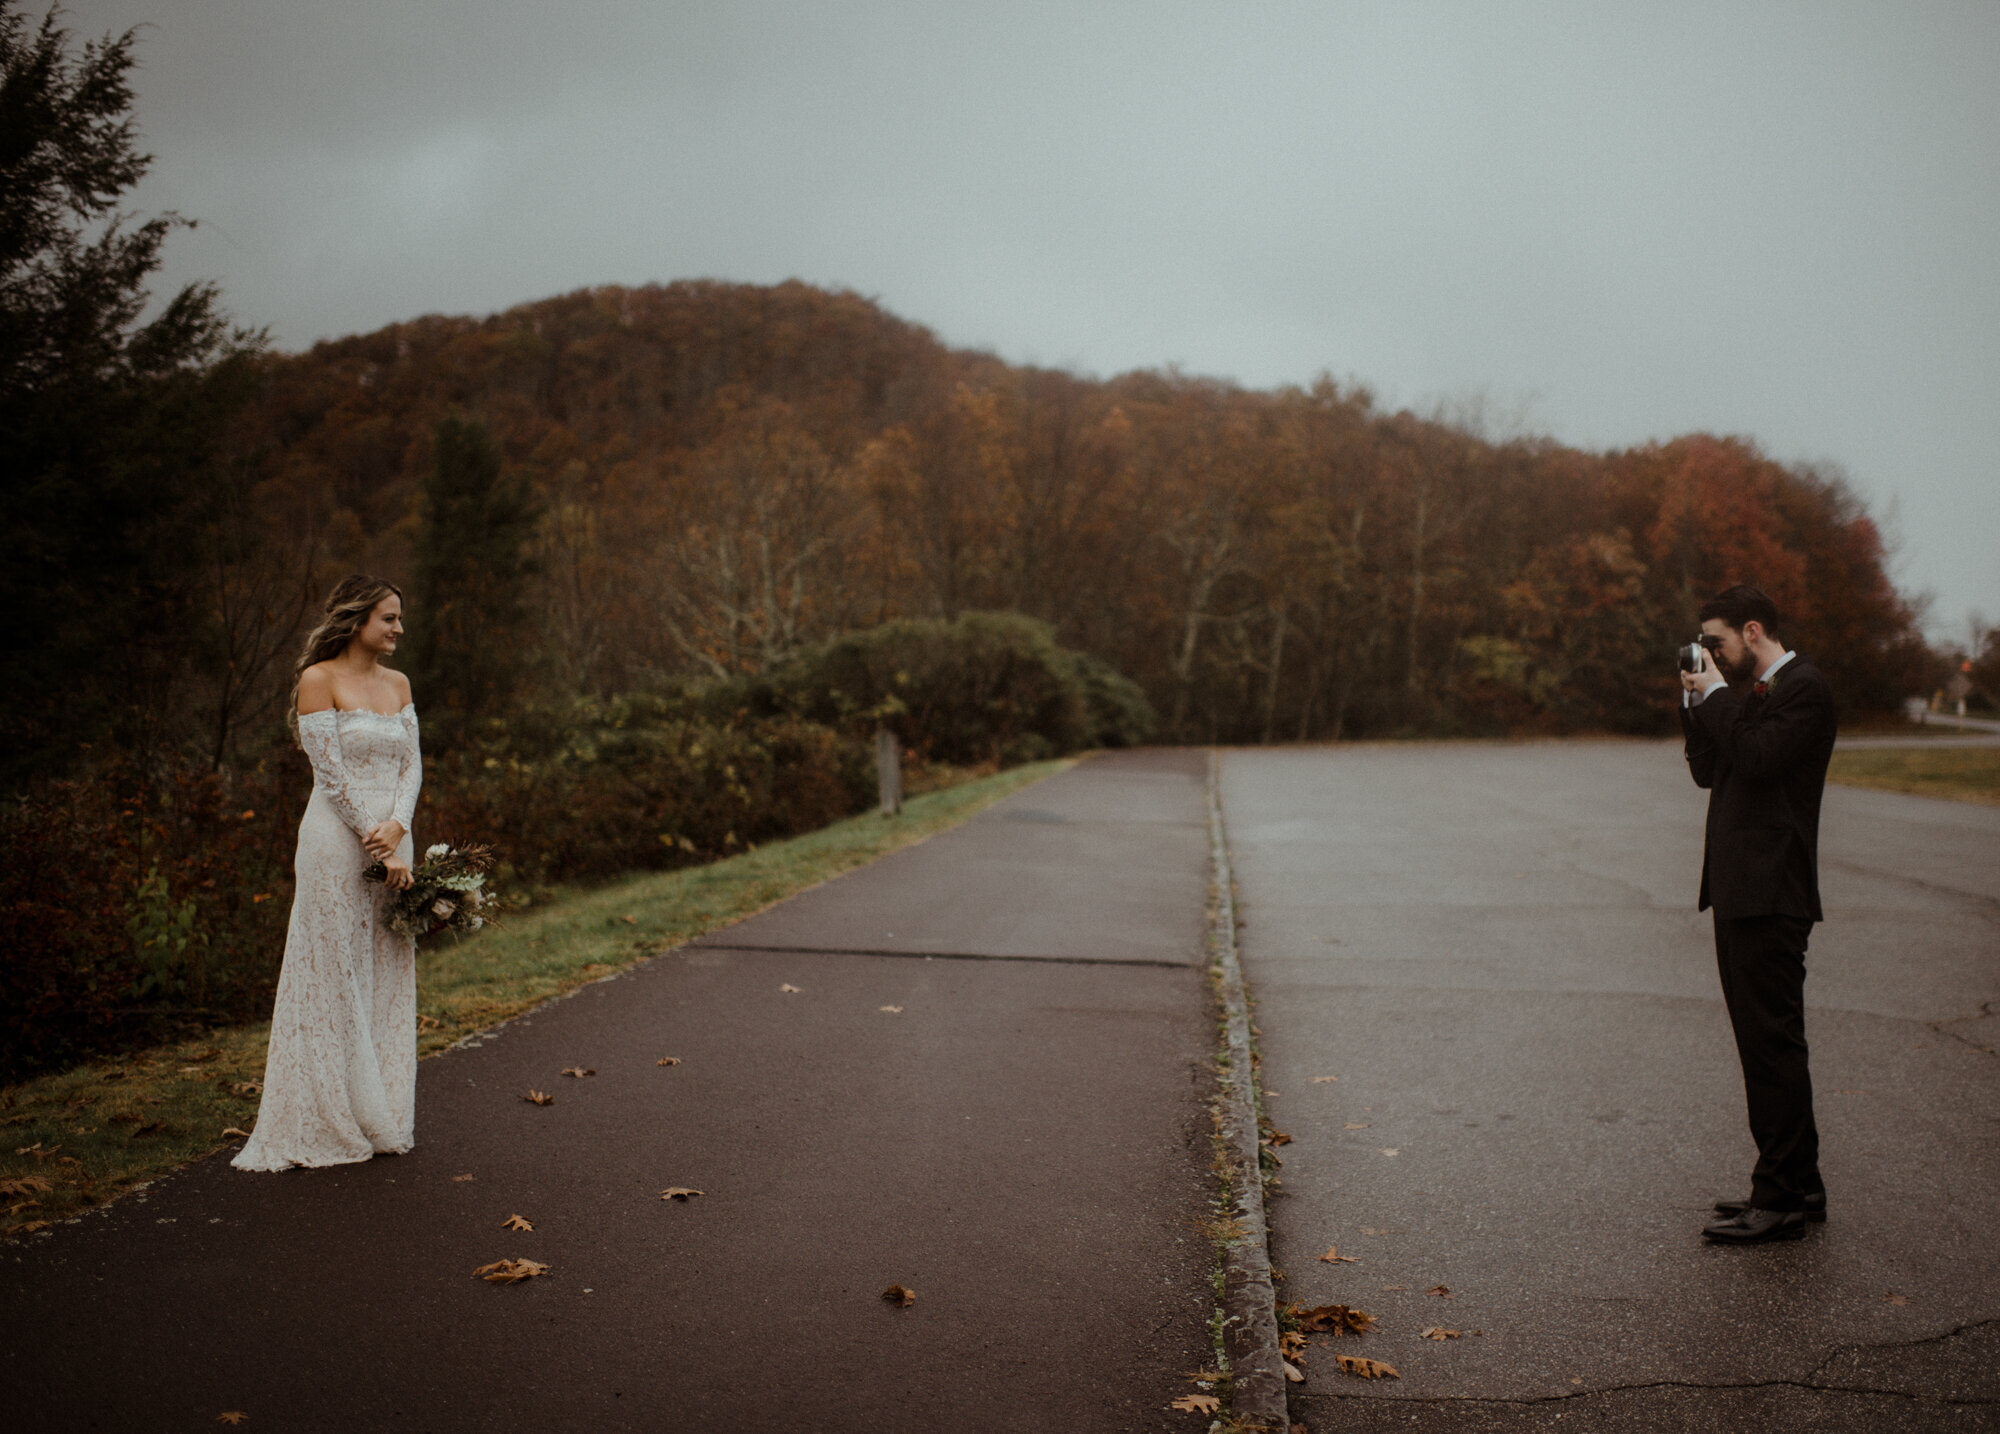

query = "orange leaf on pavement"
881;1284;916;1307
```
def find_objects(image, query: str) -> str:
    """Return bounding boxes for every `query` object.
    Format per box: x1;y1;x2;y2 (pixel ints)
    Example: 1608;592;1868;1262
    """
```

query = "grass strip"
1828;747;2000;806
0;759;1068;1237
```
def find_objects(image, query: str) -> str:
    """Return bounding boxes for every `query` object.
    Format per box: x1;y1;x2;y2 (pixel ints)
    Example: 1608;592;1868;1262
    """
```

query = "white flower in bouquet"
431;897;457;919
427;843;451;859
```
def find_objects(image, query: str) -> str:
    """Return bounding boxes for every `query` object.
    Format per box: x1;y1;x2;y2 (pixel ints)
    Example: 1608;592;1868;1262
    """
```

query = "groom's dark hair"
1699;584;1781;637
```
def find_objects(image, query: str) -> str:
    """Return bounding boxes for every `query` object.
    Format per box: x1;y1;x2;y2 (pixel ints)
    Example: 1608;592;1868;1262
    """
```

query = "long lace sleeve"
297;709;371;837
392;705;422;832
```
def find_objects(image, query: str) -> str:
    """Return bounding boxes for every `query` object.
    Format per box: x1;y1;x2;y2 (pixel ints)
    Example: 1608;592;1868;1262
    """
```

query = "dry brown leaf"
502;1214;533;1232
1312;1075;1339;1083
881;1283;916;1307
5;1200;40;1215
1293;1303;1375;1336
451;1174;475;1182
1336;1356;1399;1380
220;1127;251;1139
1283;1360;1305;1383
656;1056;682;1066
1318;1245;1360;1264
473;1258;549;1284
659;1187;704;1201
523;1090;554;1106
417;1015;441;1031
778;983;801;993
560;1067;596;1079
13;1142;58;1160
1884;1293;1909;1306
1170;1394;1220;1414
1263;1129;1293;1147
879;1005;904;1013
11;1219;50;1234
217;1414;248;1426
1426;1285;1455;1299
1279;1331;1308;1359
1420;1327;1461;1341
0;1176;53;1197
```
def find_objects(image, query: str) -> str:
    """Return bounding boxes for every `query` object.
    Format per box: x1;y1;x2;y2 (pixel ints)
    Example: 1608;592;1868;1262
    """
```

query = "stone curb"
1207;749;1290;1431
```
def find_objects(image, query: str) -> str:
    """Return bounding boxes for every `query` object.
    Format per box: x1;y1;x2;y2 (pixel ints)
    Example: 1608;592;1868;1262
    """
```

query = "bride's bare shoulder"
297;663;337;715
389;668;413;705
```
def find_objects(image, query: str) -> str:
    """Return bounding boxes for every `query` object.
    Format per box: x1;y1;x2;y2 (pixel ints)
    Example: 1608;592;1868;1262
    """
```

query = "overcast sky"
62;0;2000;643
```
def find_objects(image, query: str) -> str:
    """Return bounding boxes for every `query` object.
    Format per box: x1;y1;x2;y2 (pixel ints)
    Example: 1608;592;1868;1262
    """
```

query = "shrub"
750;611;1155;764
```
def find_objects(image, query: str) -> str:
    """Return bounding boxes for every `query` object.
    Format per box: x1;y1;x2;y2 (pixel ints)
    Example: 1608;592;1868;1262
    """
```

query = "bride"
234;575;423;1171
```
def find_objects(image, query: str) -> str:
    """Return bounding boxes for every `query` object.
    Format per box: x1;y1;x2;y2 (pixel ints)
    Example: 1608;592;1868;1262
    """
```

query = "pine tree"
408;413;542;750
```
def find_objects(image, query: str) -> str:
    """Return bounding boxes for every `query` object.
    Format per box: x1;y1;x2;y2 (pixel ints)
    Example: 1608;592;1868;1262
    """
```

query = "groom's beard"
1719;649;1758;684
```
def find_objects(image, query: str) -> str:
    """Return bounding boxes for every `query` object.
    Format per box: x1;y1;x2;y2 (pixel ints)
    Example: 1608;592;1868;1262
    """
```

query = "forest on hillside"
13;278;1940;781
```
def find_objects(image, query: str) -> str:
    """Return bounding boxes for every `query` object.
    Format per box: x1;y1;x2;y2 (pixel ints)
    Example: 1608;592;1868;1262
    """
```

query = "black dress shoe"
1713;1192;1826;1223
1702;1207;1808;1242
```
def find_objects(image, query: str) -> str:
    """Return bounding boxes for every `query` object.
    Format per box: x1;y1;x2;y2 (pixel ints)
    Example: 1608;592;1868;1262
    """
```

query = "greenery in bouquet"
364;842;498;940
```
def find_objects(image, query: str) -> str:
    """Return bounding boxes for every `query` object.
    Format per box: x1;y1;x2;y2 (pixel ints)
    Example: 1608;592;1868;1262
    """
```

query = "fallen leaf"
1344;1121;1371;1129
1380;1148;1399;1157
1312;1075;1340;1083
473;1258;549;1284
1426;1286;1455;1299
1283;1360;1305;1383
1420;1327;1461;1341
1279;1331;1308;1359
1318;1245;1360;1264
502;1214;533;1232
229;1082;262;1096
217;1414;248;1426
879;1005;904;1013
523;1090;554;1106
560;1067;596;1079
656;1056;682;1066
778;983;801;993
220;1127;252;1139
451;1174;475;1182
659;1187;704;1201
11;1220;50;1234
1884;1293;1909;1306
1293;1303;1375;1336
4;1200;39;1215
0;1177;52;1198
417;1015;441;1032
881;1283;916;1307
1170;1394;1220;1414
1263;1129;1293;1147
13;1143;57;1159
1336;1356;1399;1379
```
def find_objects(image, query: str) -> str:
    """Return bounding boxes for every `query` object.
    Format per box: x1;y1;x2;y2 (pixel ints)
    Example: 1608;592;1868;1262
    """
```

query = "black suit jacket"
1681;655;1838;922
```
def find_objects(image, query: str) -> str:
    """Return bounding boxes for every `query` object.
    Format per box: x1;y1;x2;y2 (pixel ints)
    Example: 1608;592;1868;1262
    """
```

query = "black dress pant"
1713;912;1823;1210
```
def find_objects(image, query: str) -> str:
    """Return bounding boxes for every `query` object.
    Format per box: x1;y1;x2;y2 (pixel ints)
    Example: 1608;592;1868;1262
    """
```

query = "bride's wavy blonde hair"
288;574;405;740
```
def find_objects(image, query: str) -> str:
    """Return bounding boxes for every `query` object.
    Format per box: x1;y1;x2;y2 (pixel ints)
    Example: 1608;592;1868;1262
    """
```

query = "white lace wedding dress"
234;705;422;1171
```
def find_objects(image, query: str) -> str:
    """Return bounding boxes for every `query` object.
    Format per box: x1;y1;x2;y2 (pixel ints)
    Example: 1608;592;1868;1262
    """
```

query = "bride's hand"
364;819;406;861
380;854;414;891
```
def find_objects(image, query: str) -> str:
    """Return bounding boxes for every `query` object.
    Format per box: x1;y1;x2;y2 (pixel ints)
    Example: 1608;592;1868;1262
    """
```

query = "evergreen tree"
0;2;260;780
408;413;541;750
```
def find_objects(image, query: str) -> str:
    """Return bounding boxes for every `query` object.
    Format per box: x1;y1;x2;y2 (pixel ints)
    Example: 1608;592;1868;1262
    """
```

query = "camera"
1678;634;1722;707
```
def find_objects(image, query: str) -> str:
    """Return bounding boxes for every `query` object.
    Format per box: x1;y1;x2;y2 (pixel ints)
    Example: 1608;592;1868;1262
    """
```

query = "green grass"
1828;747;2000;806
0;760;1068;1237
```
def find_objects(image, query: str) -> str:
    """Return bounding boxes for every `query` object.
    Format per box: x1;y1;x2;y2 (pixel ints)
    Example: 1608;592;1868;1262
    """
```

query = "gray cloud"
63;0;2000;638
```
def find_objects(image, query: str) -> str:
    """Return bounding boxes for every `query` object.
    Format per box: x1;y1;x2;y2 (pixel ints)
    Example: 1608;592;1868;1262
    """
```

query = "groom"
1678;584;1838;1243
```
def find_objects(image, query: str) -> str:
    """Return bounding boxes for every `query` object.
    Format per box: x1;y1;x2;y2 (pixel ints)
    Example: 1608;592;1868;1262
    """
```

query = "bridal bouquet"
365;842;498;939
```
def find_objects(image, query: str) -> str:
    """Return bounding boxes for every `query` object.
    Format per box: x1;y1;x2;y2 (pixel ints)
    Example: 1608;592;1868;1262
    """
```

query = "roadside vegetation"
1828;747;2000;806
0;761;1064;1237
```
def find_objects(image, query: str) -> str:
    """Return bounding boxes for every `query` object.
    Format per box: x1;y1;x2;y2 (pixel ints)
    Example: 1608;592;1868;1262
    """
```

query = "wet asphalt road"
3;750;1219;1434
1222;740;2000;1433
